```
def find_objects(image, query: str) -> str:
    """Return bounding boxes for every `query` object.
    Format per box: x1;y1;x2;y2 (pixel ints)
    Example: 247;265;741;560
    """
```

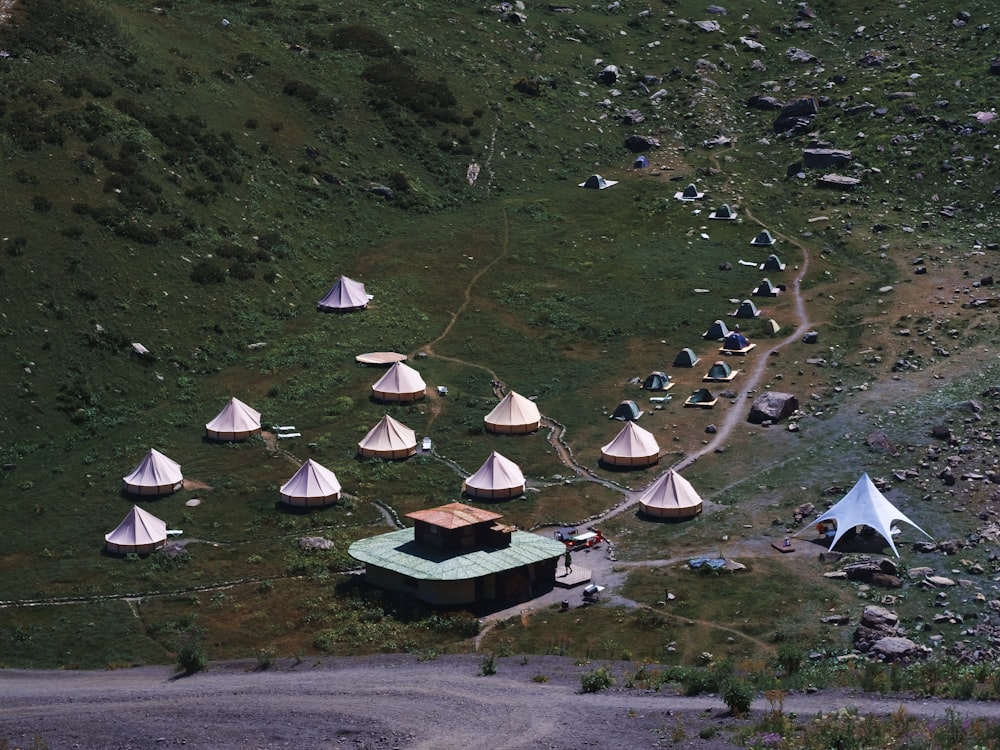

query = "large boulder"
625;134;660;152
748;392;799;424
773;97;820;134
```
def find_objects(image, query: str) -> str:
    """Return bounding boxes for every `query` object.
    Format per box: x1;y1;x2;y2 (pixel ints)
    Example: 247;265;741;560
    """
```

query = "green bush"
580;665;614;693
721;678;755;718
176;640;208;675
479;652;497;676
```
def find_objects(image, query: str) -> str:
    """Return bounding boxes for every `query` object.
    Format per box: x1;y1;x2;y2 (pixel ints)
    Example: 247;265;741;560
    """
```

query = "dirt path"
3;654;996;750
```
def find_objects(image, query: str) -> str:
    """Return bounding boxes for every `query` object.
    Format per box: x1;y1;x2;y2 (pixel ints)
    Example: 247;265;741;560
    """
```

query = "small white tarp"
797;473;932;557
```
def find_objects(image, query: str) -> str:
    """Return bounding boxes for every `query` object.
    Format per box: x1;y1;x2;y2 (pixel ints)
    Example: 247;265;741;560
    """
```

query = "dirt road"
3;654;997;750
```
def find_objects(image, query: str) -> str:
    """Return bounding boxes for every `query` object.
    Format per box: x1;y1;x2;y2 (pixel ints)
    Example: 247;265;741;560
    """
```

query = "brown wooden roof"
406;502;503;529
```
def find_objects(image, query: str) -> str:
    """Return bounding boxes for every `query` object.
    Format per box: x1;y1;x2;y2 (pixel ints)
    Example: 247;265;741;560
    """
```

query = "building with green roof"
348;502;566;607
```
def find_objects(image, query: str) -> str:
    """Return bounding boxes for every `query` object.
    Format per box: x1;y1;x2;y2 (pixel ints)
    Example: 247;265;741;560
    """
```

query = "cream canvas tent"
317;275;370;312
462;451;526;500
122;448;183;496
484;391;541;434
105;505;168;554
371;361;427;403
600;421;660;468
205;397;262;441
638;469;703;519
796;473;932;557
358;415;417;459
280;458;342;507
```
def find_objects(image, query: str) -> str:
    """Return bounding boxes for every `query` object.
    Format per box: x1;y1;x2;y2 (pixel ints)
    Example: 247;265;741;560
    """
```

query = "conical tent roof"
317;275;370;312
706;361;733;380
463;451;526;498
122;448;183;495
638;469;703;518
798;473;932;557
280;458;342;506
358;415;417;458
205;397;262;441
105;505;168;552
484;391;541;433
751;229;776;246
600;421;660;466
371;361;426;402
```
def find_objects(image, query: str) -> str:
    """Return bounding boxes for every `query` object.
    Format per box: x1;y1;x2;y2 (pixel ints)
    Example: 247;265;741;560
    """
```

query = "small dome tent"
484;391;541;434
371;361;427;403
462;451;526;500
721;331;755;354
579;174;618;190
709;203;736;220
703;319;732;341
122;448;183;496
684;388;718;408
750;229;777;247
358;415;417;459
600;421;660;468
673;348;700;368
280;458;342;507
642;371;673;391
317;275;371;313
638;469;703;519
674;183;704;201
105;505;168;554
205;397;262;441
610;399;643;421
733;299;761;319
633;155;649;169
703;360;738;382
760;253;786;271
794;473;933;557
753;278;780;297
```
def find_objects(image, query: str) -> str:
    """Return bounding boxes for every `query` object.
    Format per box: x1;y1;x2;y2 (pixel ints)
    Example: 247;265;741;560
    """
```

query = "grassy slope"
1;0;999;668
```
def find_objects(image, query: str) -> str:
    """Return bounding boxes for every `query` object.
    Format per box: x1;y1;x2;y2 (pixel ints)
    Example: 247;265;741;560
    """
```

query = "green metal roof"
348;529;566;581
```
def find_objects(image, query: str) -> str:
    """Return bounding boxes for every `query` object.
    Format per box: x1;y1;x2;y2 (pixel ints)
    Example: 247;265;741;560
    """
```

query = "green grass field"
2;0;1000;672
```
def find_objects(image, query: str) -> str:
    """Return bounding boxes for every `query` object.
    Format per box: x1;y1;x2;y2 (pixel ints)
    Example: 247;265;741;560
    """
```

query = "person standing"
564;549;573;575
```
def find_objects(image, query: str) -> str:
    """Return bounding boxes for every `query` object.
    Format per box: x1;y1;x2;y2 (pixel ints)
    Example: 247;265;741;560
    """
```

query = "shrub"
721;677;755;717
176;640;208;675
479;652;497;676
581;665;614;693
776;643;803;676
190;260;226;285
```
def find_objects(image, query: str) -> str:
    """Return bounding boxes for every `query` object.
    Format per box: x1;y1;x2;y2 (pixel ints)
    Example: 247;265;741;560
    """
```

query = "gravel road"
3;654;997;749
